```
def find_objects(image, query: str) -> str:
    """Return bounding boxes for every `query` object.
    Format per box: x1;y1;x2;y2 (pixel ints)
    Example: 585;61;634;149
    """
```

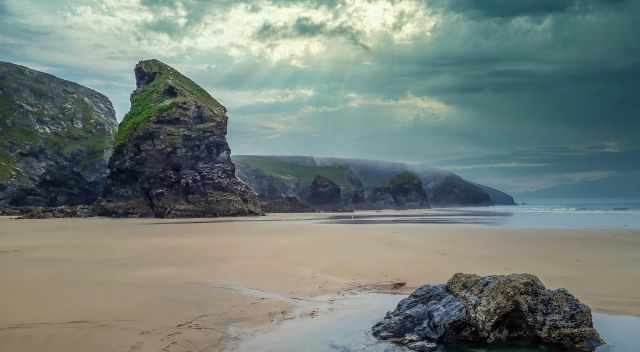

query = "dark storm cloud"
138;0;212;38
426;0;627;18
357;0;640;145
1;0;639;196
138;0;348;39
253;0;343;7
255;17;370;50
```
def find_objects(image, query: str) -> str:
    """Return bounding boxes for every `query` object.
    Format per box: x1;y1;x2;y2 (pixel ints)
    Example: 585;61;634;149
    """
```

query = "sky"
1;0;639;198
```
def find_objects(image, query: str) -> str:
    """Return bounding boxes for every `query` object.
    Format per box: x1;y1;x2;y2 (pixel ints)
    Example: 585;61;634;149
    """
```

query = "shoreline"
1;213;639;352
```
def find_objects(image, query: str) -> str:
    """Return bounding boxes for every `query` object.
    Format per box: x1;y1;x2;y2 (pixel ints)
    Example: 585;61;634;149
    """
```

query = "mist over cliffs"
234;155;515;212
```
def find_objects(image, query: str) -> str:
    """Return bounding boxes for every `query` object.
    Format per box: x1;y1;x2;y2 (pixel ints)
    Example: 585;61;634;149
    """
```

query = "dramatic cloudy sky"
1;0;639;197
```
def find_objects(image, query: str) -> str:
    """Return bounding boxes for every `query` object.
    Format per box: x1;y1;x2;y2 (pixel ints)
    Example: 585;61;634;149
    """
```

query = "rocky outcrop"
235;160;310;212
367;187;397;209
0;62;117;207
98;60;261;218
306;175;341;206
372;273;604;352
260;196;312;213
1;205;96;219
237;163;298;202
386;171;429;208
234;155;364;212
367;172;429;209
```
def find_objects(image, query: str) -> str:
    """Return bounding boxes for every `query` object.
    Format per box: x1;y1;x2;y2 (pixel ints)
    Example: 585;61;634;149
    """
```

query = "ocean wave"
502;205;640;215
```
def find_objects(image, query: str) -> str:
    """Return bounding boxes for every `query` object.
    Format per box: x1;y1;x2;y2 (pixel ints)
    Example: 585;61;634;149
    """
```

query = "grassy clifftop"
234;155;351;186
115;59;225;147
386;171;423;190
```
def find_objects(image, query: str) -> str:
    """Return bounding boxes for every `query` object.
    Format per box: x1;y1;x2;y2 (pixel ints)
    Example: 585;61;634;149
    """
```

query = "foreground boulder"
0;62;117;207
372;273;604;351
98;60;261;217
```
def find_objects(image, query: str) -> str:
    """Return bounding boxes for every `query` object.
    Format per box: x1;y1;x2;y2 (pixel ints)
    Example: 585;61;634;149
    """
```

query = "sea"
469;198;640;229
320;198;640;230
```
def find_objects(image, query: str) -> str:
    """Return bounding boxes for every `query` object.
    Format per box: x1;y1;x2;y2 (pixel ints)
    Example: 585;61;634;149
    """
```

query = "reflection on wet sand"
146;209;514;226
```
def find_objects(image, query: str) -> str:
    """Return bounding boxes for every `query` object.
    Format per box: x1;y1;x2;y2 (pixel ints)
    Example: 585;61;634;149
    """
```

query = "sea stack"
98;59;261;217
0;62;117;207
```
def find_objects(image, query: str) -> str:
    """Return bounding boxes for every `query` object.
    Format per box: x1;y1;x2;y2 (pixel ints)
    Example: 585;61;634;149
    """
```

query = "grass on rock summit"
115;59;224;147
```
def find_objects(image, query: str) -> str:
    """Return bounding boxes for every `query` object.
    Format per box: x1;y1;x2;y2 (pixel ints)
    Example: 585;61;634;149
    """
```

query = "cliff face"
0;62;117;207
98;60;261;217
317;158;512;207
234;155;517;211
307;175;342;207
376;171;429;209
426;173;492;207
475;183;516;206
235;155;363;212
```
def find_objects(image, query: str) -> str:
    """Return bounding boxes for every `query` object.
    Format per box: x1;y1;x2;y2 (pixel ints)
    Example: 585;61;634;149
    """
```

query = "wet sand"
1;212;639;352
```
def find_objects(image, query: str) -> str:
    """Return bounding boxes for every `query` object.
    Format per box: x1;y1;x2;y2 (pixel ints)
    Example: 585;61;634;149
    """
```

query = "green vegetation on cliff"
115;77;166;147
115;60;224;147
0;93;111;176
101;60;262;217
377;171;426;199
386;171;422;190
0;61;117;206
234;155;349;186
0;95;14;117
0;155;15;181
0;86;22;181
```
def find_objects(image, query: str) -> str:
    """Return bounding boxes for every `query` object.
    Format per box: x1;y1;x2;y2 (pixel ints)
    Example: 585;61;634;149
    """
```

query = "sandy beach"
1;212;639;352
